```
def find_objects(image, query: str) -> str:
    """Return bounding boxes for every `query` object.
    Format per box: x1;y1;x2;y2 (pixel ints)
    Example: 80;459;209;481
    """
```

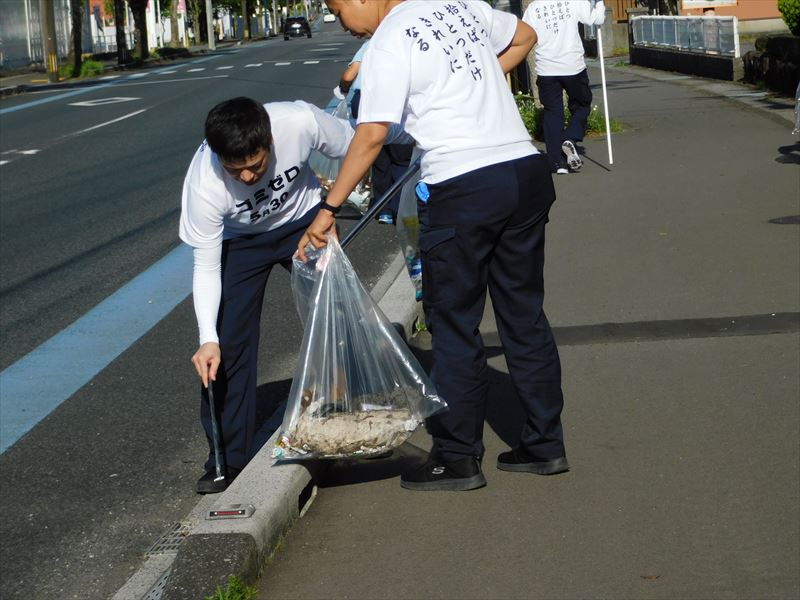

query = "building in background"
679;0;785;34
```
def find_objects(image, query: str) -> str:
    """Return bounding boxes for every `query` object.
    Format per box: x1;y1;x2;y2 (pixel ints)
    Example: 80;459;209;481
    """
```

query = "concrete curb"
157;252;419;600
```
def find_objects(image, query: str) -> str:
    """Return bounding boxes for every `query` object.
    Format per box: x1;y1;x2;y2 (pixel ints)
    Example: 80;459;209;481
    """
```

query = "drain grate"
142;567;172;600
145;522;192;556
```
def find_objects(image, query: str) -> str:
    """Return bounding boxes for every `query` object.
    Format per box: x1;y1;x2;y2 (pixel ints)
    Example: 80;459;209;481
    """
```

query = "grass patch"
205;575;257;600
58;59;105;79
515;93;623;141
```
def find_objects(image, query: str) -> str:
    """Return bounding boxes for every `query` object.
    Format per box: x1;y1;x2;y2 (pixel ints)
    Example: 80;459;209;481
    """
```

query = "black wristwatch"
320;200;341;215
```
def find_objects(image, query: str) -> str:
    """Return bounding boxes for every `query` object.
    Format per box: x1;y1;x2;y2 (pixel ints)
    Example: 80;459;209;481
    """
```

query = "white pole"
596;28;613;165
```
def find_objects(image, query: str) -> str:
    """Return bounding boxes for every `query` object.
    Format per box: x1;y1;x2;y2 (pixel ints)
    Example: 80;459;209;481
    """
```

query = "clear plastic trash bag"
308;98;351;192
395;148;423;301
274;235;446;460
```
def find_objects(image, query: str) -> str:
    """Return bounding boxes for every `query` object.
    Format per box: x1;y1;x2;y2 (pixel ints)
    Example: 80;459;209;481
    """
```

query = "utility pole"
205;0;215;50
39;0;59;82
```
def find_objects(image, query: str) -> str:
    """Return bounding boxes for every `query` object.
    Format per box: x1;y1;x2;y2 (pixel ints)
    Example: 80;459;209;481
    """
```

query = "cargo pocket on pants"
419;226;457;307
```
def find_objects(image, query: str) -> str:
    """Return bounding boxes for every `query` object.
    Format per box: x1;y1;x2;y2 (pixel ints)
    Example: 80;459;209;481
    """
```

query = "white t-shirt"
179;100;354;345
358;0;537;184
180;100;354;249
522;0;606;76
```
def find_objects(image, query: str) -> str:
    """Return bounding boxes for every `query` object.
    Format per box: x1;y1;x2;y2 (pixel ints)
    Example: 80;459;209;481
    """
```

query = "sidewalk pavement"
251;64;799;599
114;62;799;599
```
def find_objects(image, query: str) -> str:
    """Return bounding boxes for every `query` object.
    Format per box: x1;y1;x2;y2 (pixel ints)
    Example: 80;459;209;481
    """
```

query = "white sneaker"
556;167;569;175
561;140;583;171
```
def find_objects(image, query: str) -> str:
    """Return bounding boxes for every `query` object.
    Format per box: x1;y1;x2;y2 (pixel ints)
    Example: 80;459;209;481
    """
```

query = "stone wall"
742;35;800;96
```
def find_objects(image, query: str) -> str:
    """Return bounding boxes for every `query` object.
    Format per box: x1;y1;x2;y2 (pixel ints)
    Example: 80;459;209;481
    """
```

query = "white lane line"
69;97;139;107
17;149;40;155
308;48;338;52
245;63;263;68
158;70;177;75
68;109;148;136
187;68;205;72
303;61;320;64
100;75;120;80
0;160;9;166
102;75;230;88
127;73;149;78
275;62;291;66
216;65;234;70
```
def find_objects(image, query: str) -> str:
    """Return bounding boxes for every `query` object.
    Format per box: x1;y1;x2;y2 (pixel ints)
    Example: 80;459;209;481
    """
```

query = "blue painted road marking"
0;244;193;453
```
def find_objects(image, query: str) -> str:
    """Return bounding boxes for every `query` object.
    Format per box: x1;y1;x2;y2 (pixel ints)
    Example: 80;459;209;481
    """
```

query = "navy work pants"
418;154;566;462
201;207;318;472
536;69;592;171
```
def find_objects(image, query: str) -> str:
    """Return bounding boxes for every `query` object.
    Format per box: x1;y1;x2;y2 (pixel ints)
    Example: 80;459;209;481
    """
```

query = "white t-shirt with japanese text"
522;0;606;76
358;0;537;184
180;100;353;250
179;100;354;345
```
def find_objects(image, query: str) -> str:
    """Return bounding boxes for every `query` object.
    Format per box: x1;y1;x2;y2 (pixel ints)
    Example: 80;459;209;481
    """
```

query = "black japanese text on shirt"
405;1;490;82
534;1;572;36
233;165;301;224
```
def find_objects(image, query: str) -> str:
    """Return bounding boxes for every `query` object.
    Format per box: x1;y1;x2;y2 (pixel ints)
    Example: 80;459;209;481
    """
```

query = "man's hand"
192;342;221;389
297;209;337;262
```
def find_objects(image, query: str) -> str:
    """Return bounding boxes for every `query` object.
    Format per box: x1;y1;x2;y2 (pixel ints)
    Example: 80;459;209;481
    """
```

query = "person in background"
337;40;369;118
337;38;414;225
523;0;605;174
300;0;570;491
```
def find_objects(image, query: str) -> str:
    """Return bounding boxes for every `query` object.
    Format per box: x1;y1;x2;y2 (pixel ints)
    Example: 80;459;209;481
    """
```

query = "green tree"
113;0;131;63
778;0;800;35
128;0;150;59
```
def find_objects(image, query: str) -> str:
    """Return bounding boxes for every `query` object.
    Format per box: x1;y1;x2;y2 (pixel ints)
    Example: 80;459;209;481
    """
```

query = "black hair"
204;97;271;163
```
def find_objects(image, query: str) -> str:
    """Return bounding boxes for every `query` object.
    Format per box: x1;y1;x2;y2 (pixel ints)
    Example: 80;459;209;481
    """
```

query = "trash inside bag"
275;235;446;460
308;99;351;192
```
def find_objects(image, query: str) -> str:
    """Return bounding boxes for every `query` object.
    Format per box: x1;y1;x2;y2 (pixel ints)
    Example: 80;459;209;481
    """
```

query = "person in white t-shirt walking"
179;97;355;493
299;0;570;492
523;0;605;174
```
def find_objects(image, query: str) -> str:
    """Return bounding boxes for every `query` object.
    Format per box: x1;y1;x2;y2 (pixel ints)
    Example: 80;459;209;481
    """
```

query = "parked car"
322;8;336;23
283;16;312;40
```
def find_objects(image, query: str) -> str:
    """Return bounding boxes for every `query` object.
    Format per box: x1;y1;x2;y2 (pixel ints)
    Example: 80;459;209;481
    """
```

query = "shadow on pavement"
776;142;800;164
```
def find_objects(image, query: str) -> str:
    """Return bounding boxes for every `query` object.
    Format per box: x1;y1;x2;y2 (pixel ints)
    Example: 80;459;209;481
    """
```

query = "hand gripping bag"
275;236;446;459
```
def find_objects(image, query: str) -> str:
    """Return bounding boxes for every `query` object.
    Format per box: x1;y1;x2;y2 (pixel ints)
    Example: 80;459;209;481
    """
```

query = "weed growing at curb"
58;59;104;79
515;93;623;141
205;575;257;600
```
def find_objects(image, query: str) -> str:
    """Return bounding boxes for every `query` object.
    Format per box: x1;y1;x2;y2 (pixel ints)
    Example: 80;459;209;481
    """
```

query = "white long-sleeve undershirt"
192;245;222;345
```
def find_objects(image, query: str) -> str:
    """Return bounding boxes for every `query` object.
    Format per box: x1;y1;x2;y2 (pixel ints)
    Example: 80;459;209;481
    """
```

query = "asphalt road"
0;23;391;600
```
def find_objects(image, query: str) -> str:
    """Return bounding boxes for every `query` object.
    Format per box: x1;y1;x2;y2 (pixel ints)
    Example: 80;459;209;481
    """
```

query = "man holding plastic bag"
180;98;358;493
299;0;569;491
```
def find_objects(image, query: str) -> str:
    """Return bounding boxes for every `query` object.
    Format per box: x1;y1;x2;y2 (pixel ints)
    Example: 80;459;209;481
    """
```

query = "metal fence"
631;16;740;57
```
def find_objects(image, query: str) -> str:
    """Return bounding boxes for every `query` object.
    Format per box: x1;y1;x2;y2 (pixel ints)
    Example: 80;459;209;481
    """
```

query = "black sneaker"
400;456;487;491
496;447;570;475
196;466;241;494
561;140;583;171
